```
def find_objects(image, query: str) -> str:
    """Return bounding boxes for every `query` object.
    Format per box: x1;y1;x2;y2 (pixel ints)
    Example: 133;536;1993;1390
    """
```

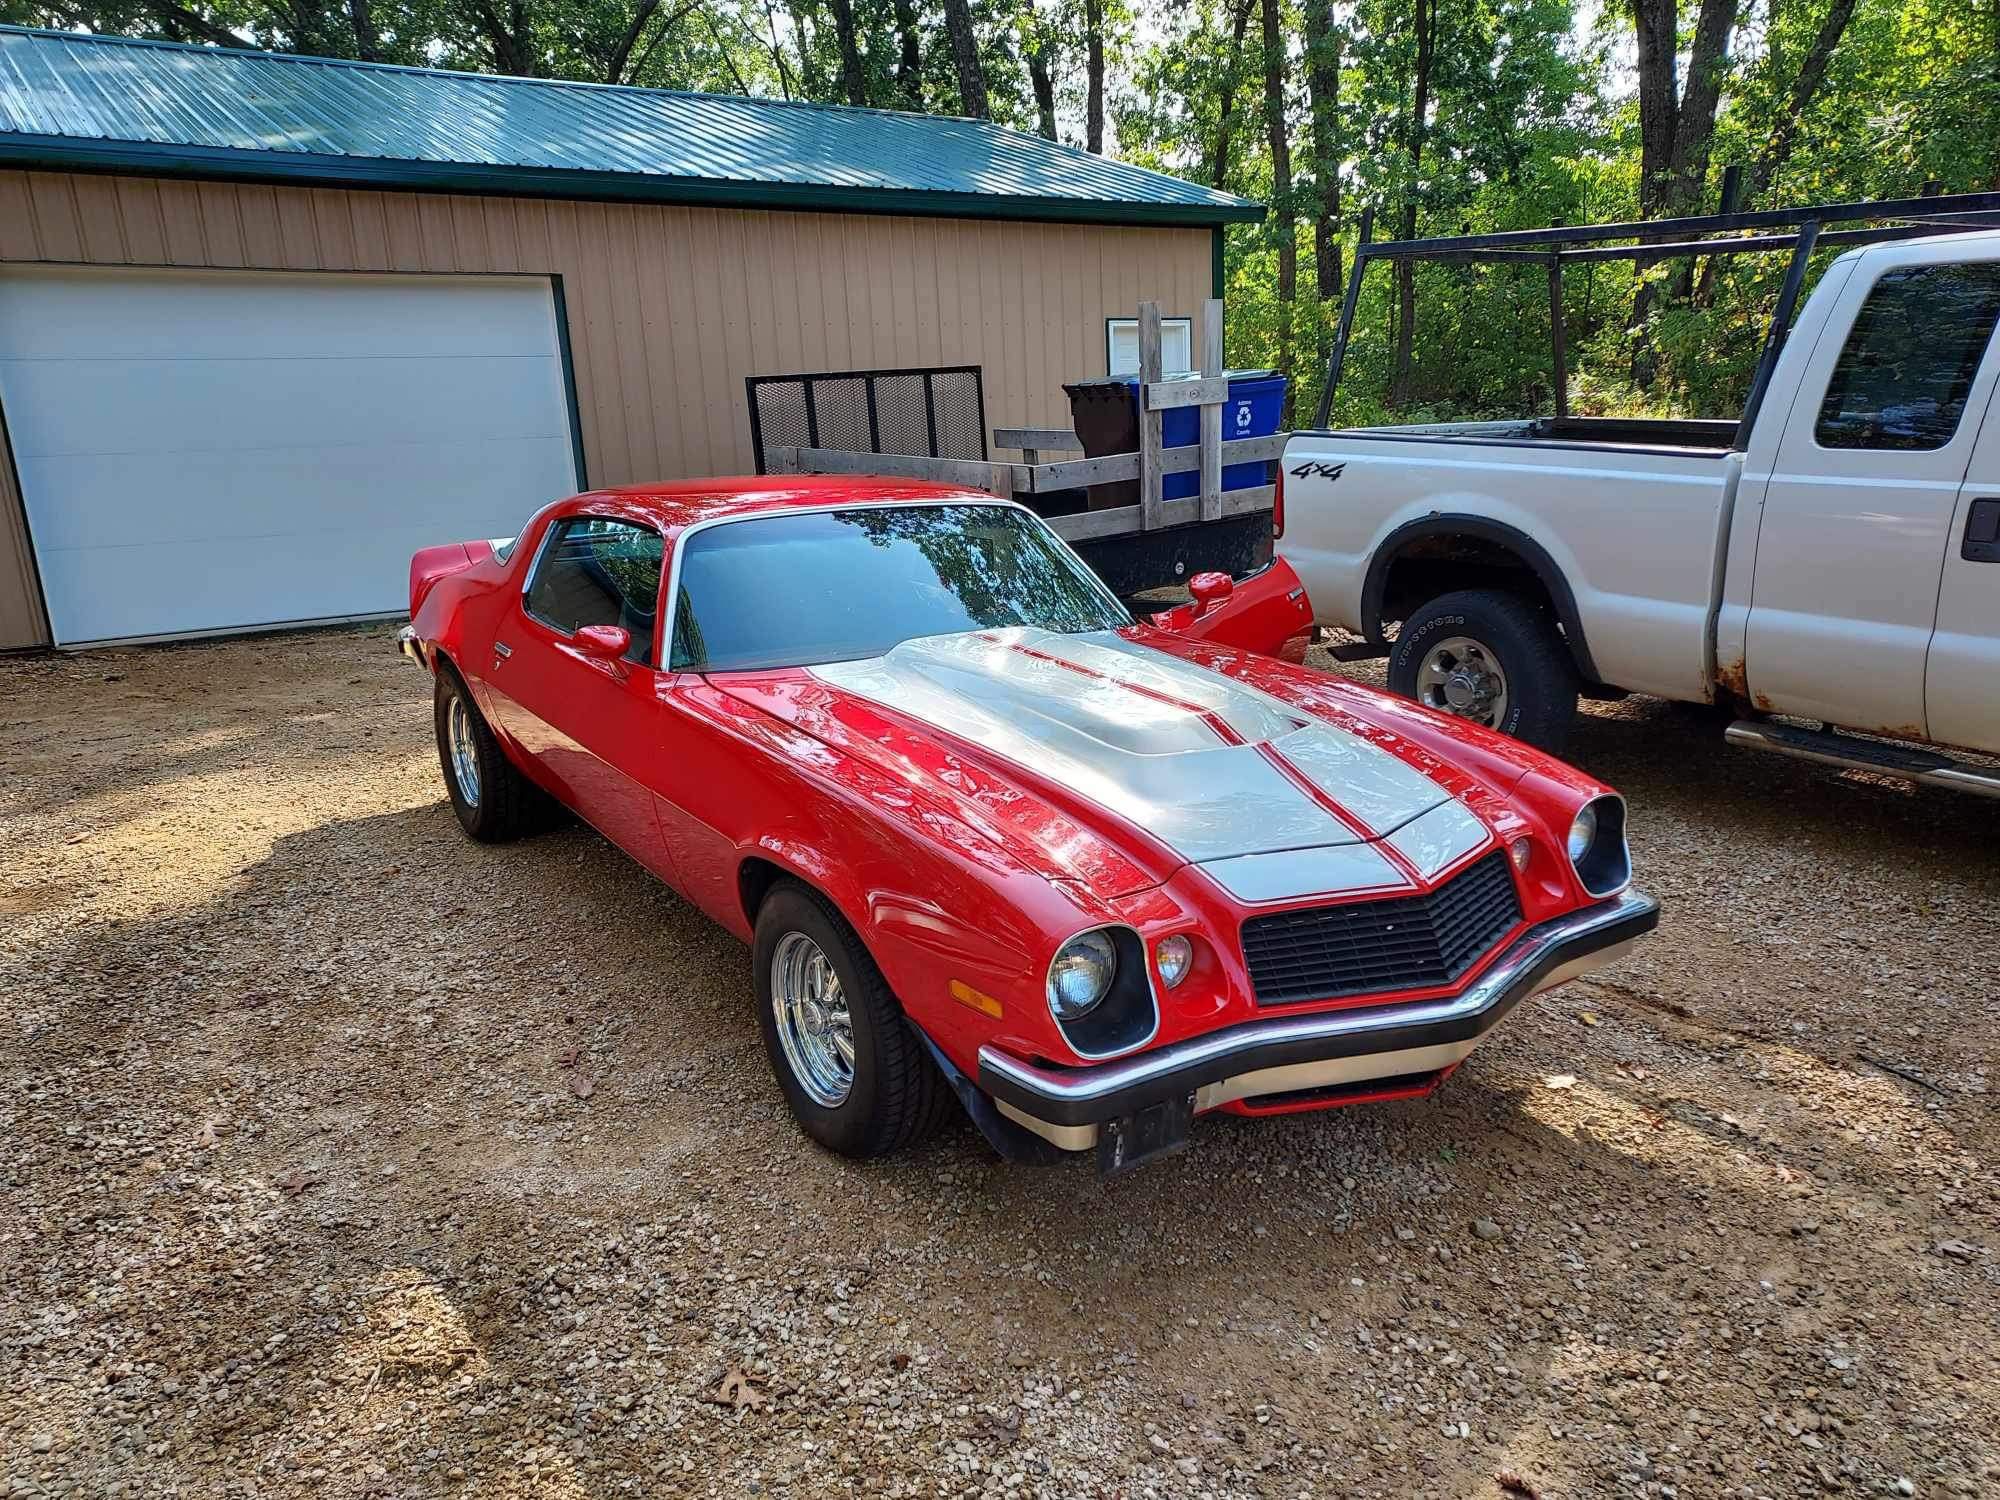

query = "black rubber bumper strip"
976;889;1660;1129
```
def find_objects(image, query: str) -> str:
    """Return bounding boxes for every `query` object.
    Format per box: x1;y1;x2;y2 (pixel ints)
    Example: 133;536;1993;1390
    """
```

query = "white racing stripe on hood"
809;627;1465;885
1197;843;1409;904
811;630;1355;863
1385;797;1492;878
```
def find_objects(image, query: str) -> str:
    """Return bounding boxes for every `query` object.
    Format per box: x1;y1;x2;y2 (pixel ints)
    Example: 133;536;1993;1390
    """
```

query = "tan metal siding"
0;169;1212;650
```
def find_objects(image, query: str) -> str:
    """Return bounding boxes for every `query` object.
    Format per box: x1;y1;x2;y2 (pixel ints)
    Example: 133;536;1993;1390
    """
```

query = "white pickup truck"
1279;224;2000;794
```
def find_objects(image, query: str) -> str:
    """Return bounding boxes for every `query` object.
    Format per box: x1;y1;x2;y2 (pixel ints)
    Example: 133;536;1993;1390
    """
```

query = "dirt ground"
2;623;1997;1500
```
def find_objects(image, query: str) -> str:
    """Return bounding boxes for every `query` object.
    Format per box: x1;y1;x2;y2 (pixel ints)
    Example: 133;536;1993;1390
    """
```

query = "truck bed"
1328;415;1738;454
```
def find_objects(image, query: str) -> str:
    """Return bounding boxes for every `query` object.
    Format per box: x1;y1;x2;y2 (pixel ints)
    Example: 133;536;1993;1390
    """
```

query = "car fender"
1148;557;1315;660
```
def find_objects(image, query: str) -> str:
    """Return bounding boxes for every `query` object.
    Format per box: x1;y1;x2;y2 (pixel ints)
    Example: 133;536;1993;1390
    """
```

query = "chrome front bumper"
978;888;1660;1151
395;625;424;666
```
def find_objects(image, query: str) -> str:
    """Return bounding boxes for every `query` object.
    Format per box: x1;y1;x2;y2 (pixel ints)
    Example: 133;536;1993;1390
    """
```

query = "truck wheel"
754;881;953;1159
1388;589;1579;753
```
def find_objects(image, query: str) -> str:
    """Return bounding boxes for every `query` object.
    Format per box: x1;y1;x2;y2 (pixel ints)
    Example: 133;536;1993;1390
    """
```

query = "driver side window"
525;517;664;665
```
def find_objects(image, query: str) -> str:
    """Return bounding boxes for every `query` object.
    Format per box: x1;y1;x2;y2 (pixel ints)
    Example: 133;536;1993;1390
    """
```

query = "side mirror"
1188;571;1234;616
573;624;631;661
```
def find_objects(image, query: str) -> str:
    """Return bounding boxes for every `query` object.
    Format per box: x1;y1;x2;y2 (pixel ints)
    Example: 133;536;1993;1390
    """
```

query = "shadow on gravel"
1564;697;2000;865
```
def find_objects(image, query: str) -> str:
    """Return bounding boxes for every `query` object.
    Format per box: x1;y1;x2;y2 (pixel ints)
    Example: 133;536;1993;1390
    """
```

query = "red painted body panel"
1147;557;1314;661
407;478;1627;1117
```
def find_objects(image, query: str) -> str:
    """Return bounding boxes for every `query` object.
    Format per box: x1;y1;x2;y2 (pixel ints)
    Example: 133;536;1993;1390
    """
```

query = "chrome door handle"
493;641;513;660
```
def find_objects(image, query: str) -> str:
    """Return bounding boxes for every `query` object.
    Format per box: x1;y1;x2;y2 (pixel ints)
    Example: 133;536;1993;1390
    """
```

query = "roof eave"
0;135;1269;227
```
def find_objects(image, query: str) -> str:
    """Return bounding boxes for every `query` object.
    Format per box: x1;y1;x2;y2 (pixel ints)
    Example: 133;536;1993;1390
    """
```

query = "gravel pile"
1;625;1996;1499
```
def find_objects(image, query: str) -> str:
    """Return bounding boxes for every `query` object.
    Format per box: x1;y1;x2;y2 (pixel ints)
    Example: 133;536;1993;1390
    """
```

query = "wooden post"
1198;298;1224;521
1137;301;1165;532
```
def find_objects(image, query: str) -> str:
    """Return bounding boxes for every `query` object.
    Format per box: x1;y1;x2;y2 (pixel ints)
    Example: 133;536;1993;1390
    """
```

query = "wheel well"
737;856;789;930
1365;518;1600;684
1379;535;1555;627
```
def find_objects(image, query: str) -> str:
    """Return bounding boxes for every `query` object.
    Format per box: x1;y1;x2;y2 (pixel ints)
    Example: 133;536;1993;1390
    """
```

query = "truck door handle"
493;641;513;660
1964;499;2000;563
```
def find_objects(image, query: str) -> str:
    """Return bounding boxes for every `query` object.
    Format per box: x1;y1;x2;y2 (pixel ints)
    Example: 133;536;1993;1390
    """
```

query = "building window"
1106;317;1193;377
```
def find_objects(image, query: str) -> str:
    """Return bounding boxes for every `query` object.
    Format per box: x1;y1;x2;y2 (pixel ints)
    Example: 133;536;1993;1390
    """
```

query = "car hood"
718;627;1496;902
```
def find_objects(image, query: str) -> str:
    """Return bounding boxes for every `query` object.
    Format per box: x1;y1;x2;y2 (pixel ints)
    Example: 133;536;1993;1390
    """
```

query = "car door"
1744;242;2000;736
1926;382;2000;753
488;513;678;880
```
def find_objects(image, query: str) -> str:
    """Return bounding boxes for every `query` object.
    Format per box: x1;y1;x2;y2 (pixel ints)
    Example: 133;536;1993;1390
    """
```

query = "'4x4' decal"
1289;460;1347;481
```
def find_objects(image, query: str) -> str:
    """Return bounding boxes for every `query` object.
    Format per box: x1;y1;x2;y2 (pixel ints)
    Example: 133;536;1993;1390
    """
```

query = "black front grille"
1241;851;1522;1006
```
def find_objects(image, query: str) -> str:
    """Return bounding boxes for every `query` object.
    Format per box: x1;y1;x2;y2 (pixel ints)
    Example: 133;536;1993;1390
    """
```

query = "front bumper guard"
395;625;424;667
977;888;1660;1150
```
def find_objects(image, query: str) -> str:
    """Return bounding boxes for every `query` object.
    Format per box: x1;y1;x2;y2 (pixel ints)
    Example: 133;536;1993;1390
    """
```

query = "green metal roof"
0;26;1263;226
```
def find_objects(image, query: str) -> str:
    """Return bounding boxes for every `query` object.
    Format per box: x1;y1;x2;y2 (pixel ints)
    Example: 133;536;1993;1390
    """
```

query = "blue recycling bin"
1153;370;1286;501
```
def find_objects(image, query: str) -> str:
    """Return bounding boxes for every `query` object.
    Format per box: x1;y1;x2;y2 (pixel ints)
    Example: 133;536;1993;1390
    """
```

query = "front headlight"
1048;931;1118;1019
1566;805;1598;863
1566;795;1631;898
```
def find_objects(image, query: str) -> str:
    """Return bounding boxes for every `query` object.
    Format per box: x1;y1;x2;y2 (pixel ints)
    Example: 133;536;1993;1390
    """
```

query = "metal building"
0;26;1259;648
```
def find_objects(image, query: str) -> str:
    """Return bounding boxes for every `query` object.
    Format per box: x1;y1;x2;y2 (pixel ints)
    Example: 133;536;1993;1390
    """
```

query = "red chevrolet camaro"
399;477;1656;1174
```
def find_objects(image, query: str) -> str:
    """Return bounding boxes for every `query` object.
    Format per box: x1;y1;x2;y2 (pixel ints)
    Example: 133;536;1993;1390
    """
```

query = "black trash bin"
1062;376;1142;511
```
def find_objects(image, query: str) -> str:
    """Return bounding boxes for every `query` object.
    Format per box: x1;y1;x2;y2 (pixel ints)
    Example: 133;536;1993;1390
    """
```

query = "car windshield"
668;503;1130;672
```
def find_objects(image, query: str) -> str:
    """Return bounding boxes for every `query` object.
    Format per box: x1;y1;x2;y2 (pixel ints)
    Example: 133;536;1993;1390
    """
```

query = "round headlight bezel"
1047;929;1119;1020
1155;934;1194;988
1566;804;1598;863
1565;795;1632;898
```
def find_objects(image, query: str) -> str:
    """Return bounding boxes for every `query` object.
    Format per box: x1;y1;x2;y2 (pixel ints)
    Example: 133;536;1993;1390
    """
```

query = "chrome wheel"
771;931;854;1107
1416;635;1509;728
447;694;481;808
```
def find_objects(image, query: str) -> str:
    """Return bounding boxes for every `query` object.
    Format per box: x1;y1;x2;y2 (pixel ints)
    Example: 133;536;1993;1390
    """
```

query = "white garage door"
0;267;581;645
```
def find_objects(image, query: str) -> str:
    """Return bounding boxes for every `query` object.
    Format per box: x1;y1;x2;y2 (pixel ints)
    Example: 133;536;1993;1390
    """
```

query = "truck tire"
1388;589;1579;753
754;880;953;1159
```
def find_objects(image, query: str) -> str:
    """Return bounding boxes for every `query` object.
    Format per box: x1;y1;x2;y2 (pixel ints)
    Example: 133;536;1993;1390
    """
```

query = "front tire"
432;667;552;842
753;881;951;1158
1388;589;1579;753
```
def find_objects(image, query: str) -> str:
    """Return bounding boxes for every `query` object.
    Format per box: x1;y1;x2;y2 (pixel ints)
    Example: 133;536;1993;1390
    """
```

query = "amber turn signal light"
948;979;1004;1020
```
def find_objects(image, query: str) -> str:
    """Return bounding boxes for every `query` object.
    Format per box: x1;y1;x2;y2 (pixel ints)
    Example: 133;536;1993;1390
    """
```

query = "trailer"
760;300;1287;599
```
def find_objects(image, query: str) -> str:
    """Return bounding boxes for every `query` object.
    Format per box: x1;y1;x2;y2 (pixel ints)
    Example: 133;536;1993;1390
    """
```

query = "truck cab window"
525;517;664;665
1816;262;2000;451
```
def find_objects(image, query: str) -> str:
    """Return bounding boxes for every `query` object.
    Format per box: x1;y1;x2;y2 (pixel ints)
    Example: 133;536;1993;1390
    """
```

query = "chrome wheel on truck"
1388;589;1579;754
1415;635;1510;728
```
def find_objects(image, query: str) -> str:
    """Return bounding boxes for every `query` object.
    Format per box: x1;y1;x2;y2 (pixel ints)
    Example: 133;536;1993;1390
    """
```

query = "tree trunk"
349;0;382;61
1260;0;1296;409
150;1;253;48
827;0;869;106
1302;0;1343;337
1630;0;1679;217
1746;0;1860;200
1390;0;1435;408
943;0;990;118
1028;37;1058;140
1206;0;1255;190
1085;0;1106;152
893;0;923;107
603;0;661;83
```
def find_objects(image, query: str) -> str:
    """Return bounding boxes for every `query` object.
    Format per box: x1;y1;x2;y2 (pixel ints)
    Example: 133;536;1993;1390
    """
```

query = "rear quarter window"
1816;261;2000;451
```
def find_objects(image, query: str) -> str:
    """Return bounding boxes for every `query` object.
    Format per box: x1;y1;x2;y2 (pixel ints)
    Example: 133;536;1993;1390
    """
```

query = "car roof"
553;475;1010;539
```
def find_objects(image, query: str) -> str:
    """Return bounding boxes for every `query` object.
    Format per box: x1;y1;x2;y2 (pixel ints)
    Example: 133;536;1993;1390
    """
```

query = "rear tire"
753;880;952;1159
432;666;553;842
1388;588;1579;754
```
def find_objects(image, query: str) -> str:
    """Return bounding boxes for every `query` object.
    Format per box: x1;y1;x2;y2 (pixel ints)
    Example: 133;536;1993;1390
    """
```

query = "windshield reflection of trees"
841;508;1121;632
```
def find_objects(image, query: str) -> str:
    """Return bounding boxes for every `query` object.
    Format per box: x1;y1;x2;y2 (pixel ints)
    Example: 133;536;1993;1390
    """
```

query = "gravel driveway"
2;624;1996;1500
